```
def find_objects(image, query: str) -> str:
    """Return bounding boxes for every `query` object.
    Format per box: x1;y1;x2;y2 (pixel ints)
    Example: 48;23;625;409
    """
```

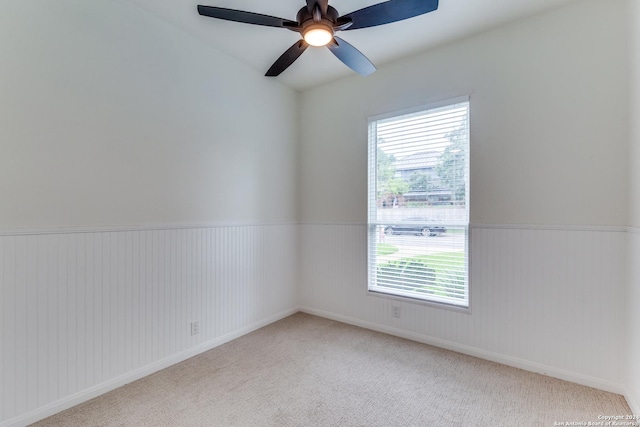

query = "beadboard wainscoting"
627;228;640;416
0;223;298;427
299;223;627;394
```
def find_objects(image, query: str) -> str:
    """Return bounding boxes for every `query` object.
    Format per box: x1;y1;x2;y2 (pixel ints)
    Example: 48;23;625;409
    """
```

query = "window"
367;98;470;308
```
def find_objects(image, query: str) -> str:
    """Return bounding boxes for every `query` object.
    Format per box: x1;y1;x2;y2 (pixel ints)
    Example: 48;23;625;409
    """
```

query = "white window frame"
367;96;470;310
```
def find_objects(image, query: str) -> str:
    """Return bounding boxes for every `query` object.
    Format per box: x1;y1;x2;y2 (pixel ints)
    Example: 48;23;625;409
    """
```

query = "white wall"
299;0;627;226
627;0;640;416
631;0;640;228
0;0;298;228
299;0;629;392
0;1;298;425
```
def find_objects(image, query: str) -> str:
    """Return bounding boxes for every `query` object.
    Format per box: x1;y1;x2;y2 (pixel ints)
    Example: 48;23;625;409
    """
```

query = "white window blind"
367;98;470;308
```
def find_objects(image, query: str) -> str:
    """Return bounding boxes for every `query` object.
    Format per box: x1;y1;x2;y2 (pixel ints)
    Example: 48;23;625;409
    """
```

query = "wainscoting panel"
627;228;640;415
299;223;627;392
0;224;298;426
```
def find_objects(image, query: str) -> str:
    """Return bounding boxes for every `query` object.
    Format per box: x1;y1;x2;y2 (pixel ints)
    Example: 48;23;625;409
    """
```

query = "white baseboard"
299;306;627;396
0;307;298;427
626;390;640;416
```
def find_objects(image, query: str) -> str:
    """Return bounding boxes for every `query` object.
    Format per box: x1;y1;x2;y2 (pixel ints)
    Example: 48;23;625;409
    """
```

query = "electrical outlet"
190;321;200;336
392;305;401;319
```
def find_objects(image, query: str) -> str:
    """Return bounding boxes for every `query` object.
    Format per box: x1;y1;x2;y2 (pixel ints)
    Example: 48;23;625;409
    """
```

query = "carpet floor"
32;313;631;426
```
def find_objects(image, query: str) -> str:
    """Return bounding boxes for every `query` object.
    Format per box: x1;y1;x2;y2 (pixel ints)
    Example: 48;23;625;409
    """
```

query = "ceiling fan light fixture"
303;24;333;46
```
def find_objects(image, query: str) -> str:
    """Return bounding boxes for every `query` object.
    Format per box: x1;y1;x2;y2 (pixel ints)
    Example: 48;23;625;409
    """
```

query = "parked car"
383;217;447;237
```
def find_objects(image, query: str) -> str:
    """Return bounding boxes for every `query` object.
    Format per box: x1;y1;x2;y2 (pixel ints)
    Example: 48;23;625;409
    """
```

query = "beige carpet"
33;313;631;426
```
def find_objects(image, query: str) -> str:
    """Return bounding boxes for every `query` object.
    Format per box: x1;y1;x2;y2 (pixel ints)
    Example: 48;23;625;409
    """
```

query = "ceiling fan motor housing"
296;5;339;25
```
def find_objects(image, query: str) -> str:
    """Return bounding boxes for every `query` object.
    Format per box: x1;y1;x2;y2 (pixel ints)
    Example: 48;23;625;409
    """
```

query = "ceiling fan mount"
197;0;439;77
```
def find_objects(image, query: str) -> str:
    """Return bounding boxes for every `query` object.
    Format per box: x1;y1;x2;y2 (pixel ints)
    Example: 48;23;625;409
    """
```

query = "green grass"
416;252;465;270
376;251;466;300
445;228;467;235
376;243;399;256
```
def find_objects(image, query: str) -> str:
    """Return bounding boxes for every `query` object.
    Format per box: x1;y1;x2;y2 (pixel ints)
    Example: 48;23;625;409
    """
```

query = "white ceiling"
123;0;579;91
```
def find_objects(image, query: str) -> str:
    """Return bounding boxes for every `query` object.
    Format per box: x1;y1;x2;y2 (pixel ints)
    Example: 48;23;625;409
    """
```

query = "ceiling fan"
197;0;439;77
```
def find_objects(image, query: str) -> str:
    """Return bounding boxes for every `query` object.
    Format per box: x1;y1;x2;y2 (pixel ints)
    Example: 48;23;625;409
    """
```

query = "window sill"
367;289;471;314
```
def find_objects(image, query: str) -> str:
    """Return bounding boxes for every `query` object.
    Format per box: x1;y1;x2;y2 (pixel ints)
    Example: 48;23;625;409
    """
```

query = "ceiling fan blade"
340;0;438;30
197;5;297;28
306;0;329;15
327;37;376;76
266;40;309;77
